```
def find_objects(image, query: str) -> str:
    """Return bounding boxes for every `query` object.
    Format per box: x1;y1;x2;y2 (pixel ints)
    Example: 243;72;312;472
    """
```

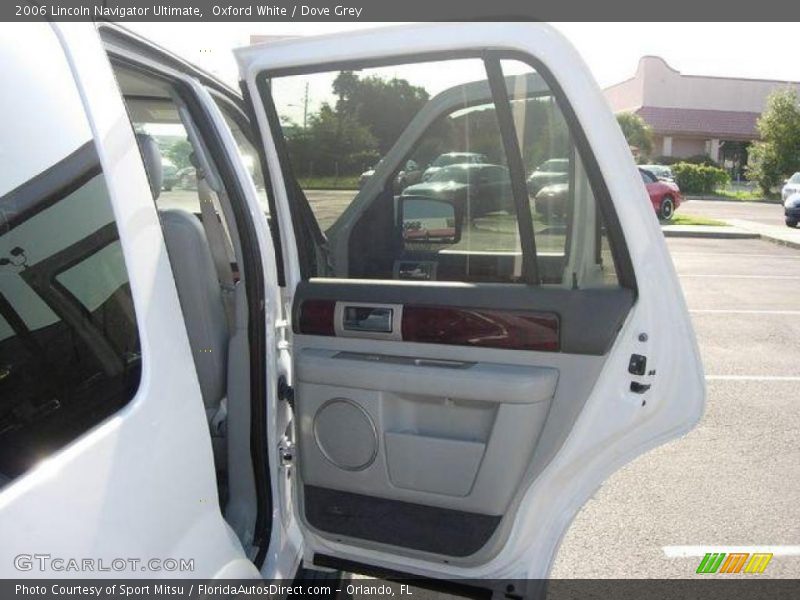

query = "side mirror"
399;196;461;244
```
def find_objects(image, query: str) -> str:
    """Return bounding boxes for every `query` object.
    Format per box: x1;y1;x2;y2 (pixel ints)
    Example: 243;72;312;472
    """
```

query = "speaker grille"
313;399;377;471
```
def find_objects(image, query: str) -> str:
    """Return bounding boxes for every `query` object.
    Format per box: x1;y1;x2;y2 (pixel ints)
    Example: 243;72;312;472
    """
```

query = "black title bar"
5;0;800;21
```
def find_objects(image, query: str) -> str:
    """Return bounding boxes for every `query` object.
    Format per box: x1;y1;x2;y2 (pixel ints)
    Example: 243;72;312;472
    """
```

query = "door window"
264;54;626;288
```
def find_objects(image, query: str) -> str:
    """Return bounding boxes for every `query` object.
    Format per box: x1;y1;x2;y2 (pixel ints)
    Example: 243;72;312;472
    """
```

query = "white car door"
0;22;257;578
236;23;704;586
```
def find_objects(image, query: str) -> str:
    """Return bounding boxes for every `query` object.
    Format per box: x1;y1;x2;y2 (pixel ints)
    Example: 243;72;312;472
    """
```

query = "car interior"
112;64;259;548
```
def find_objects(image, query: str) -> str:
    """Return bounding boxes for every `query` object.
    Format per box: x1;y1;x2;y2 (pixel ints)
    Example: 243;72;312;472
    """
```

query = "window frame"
107;55;274;567
256;49;637;293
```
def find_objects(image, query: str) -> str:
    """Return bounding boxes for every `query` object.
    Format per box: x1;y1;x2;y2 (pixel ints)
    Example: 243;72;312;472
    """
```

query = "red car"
639;167;682;220
534;167;683;220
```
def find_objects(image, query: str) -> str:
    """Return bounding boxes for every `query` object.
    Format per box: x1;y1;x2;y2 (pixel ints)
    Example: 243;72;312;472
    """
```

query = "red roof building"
603;56;800;169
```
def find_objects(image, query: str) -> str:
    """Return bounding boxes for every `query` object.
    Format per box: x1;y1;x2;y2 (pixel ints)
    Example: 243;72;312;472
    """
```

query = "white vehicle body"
782;172;800;200
0;21;704;591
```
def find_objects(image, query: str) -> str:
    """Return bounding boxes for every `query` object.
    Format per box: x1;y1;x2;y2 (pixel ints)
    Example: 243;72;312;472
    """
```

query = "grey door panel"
297;348;558;404
295;360;552;513
291;278;626;558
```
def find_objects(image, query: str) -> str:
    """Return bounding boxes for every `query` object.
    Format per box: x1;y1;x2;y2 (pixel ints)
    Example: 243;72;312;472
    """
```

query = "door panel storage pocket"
385;431;485;497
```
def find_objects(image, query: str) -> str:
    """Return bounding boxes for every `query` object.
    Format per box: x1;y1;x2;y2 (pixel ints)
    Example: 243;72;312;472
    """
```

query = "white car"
782;172;800;200
420;152;488;182
0;22;704;590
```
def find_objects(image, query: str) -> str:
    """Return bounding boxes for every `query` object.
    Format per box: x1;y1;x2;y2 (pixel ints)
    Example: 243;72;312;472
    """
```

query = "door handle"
342;305;394;333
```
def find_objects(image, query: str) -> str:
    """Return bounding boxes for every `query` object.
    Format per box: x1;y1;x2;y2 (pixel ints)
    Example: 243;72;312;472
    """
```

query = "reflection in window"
0;153;141;481
267;55;621;288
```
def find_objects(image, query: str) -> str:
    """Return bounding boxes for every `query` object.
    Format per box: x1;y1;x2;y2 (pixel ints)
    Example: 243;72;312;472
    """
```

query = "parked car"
534;168;683;221
526;158;569;195
639;164;674;182
176;166;197;190
0;21;704;586
782;172;800;201
640;167;683;219
785;192;800;228
161;158;178;191
358;159;382;188
359;159;422;191
420;152;488;182
533;182;569;218
402;163;513;217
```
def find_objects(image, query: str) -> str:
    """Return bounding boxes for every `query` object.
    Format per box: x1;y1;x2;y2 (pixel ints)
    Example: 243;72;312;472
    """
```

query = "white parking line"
664;545;800;558
690;309;800;315
706;375;800;382
679;274;800;280
671;252;800;259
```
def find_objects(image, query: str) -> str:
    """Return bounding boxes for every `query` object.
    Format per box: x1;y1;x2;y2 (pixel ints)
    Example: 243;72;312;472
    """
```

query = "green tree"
747;88;800;195
162;138;193;171
286;103;378;177
616;112;654;159
332;71;430;154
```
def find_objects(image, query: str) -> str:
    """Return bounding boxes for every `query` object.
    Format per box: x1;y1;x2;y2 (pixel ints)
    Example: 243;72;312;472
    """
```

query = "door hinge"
275;318;291;350
278;375;295;411
278;437;294;468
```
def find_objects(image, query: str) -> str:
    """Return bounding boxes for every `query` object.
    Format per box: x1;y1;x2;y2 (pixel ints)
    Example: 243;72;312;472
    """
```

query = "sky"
125;22;800;91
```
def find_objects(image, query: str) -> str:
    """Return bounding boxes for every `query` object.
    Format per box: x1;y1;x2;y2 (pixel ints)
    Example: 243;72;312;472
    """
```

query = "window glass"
502;58;620;287
267;55;622;287
0;29;141;483
124;98;204;213
213;98;271;212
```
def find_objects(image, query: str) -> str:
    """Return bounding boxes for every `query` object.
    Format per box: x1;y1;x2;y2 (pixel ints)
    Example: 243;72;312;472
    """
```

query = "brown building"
604;56;800;172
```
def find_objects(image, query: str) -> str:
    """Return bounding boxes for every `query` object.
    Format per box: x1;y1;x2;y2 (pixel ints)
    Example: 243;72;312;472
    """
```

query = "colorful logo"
696;552;773;574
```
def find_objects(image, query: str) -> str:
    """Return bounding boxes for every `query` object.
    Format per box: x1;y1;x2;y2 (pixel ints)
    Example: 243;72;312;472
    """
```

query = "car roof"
97;23;241;107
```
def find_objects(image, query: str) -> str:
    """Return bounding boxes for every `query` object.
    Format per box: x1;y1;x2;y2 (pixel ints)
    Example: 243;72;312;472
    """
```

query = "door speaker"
313;398;377;471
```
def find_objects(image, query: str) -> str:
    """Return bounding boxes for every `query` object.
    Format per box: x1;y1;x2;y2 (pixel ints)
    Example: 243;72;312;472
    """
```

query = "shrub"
683;154;720;168
671;162;730;194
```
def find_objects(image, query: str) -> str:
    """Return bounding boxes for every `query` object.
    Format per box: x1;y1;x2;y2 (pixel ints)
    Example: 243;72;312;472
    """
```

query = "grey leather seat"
135;133;229;423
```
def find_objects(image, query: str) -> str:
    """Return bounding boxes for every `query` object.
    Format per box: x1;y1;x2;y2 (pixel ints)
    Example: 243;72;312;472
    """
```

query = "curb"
760;235;800;250
722;219;800;250
685;195;782;205
662;228;759;240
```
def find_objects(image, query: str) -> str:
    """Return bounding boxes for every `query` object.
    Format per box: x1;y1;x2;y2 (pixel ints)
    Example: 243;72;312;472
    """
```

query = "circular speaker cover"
313;399;377;471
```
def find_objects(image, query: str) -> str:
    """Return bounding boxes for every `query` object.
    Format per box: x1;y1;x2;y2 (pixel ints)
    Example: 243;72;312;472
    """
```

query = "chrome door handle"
342;305;394;333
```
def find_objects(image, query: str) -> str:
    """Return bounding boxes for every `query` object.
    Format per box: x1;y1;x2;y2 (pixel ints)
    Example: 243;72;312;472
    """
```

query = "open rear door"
236;23;704;583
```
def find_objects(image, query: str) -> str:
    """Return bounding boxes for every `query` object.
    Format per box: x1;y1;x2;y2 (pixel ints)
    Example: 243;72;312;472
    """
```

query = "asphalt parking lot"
681;198;785;227
343;232;799;589
551;234;800;578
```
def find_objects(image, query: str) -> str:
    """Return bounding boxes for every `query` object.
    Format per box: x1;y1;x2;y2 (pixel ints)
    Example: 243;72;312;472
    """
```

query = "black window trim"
484;52;539;284
21;222;129;377
0;142;101;235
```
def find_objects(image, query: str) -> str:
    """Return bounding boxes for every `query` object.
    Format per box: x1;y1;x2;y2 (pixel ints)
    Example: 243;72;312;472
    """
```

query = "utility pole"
303;82;309;129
